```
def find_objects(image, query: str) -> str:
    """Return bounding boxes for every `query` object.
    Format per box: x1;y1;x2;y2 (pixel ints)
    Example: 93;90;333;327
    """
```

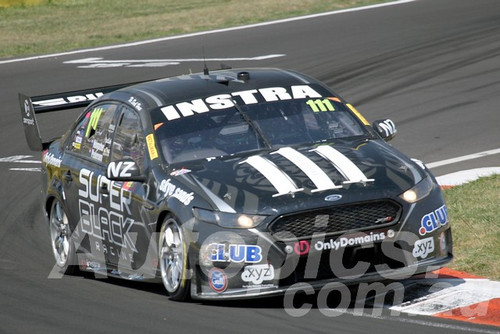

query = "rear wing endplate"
19;81;146;151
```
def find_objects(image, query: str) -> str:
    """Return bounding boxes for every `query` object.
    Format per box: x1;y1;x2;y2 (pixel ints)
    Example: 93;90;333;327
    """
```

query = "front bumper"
189;185;453;300
192;251;453;301
190;226;452;300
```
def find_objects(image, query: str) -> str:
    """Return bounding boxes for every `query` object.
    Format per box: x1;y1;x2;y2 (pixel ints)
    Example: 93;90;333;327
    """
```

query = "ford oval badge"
324;194;342;202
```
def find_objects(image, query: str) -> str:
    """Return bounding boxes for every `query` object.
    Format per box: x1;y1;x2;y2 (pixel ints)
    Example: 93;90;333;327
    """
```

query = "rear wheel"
159;215;190;301
49;199;77;274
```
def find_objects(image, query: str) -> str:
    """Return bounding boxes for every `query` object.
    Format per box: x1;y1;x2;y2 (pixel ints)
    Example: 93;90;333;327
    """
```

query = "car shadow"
78;270;468;313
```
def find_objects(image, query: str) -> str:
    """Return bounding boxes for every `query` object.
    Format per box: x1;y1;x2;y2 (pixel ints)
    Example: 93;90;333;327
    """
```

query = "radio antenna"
202;45;209;75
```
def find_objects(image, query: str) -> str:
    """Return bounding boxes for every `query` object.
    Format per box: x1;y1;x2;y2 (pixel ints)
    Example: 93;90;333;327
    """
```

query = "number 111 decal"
306;98;336;112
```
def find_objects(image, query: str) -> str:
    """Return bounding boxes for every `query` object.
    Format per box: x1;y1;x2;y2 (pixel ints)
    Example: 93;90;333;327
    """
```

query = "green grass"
0;0;46;6
444;175;500;280
0;0;390;59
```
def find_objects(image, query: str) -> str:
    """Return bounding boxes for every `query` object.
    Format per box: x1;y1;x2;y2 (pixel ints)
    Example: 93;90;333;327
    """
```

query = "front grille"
279;242;407;285
269;200;401;241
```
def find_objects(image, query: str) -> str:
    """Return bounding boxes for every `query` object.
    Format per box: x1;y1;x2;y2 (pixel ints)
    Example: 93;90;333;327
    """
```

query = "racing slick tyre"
49;199;77;275
159;215;190;301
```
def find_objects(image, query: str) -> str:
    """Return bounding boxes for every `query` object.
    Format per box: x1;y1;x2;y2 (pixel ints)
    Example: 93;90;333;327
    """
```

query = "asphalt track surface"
1;0;499;333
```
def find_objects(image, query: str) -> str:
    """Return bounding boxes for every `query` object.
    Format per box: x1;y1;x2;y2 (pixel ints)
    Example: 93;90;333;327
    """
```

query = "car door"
106;106;152;273
61;102;119;269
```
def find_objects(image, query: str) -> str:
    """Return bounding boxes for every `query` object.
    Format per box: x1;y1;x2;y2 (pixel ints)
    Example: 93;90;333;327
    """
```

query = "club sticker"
210;244;262;263
419;205;448;236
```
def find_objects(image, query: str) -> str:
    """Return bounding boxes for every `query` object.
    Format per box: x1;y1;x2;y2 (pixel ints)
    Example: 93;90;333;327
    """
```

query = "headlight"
193;208;266;229
399;175;434;203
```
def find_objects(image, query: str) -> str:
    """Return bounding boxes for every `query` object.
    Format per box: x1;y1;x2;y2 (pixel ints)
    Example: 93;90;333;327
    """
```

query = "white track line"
436;167;500;186
389;278;500;316
427;148;500;169
353;312;500;334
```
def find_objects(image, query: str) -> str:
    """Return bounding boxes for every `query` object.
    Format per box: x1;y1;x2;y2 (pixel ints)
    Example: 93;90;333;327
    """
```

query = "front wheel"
159;215;190;301
49;199;77;275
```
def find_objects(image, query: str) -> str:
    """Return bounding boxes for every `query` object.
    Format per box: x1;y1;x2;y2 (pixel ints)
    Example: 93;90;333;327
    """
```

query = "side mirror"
372;119;397;142
106;159;146;182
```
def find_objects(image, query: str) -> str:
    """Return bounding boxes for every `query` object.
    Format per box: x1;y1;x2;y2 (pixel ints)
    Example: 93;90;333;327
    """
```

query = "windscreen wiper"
231;99;272;149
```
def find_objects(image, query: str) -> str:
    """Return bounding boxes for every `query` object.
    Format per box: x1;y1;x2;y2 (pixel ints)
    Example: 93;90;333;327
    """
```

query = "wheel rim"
159;218;185;293
49;201;70;267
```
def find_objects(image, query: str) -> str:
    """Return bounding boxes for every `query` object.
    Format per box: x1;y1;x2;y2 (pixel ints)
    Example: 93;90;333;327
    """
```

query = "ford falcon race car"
20;68;452;300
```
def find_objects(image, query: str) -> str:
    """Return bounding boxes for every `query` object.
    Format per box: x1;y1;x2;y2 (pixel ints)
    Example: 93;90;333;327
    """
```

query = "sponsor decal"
160;85;322;121
107;161;136;178
22;99;35;125
419;205;448;236
146;134;158;160
123;181;134;191
170;168;191;176
43;152;62;168
241;264;275;285
81;259;101;271
32;93;103;108
23;99;30;117
210;244;262;263
92;141;105;152
78;168;136;261
22;117;34;126
90;149;103;162
79;168;132;213
86;108;104;138
294;230;396;255
128;97;143;111
159;179;194;205
412;237;435;259
294;240;310;256
314;230;395;252
208;268;228;293
376;119;396;138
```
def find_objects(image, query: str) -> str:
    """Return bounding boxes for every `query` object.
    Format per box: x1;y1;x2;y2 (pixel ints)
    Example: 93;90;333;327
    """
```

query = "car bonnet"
176;140;426;215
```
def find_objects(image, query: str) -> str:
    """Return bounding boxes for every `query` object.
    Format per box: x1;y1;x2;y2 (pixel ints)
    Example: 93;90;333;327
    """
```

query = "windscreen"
153;91;369;164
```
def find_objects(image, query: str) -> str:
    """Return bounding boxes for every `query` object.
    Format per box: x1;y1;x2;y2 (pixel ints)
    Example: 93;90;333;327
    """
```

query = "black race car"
20;68;452;300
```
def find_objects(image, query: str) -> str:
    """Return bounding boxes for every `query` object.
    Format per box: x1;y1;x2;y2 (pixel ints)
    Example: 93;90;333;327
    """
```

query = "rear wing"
19;82;146;151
